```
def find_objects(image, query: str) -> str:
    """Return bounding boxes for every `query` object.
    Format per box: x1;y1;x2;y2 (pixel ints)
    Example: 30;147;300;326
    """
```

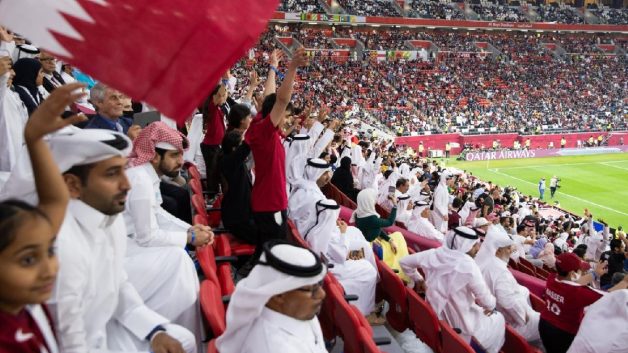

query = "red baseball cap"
556;253;590;273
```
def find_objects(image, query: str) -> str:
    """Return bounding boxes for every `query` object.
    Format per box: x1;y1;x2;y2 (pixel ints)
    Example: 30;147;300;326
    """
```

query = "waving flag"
0;0;279;122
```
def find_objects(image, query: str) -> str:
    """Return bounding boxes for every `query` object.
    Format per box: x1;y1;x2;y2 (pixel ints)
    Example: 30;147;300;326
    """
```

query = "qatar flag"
0;0;279;123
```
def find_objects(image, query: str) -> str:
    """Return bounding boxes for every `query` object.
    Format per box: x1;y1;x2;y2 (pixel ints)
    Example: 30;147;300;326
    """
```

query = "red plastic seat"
212;236;236;295
196;244;220;285
206;339;218;353
189;178;204;197
357;326;384;353
535;267;549;280
439;320;475;353
199;280;226;338
501;325;538;353
187;163;202;181
375;258;409;332
517;262;537;277
319;276;340;340
407;289;442;353
529;293;545;313
334;288;371;353
192;194;208;218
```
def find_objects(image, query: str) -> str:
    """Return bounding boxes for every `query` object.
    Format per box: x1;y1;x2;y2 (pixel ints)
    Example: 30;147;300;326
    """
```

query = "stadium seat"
333;287;372;353
187;163;202;182
375;258;409;332
535;267;549;280
501;325;539;353
357;326;385;353
319;276;340;340
529;293;545;313
199;280;226;339
439;321;475;353
407;288;442;353
188;178;205;197
212;236;236;295
207;339;218;353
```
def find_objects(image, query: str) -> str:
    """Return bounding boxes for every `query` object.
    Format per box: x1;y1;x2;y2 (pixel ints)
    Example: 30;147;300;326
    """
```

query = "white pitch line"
494;160;627;170
599;162;628;172
487;168;628;217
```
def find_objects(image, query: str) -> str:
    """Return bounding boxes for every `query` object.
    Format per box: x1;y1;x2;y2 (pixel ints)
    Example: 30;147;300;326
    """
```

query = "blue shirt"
85;114;132;134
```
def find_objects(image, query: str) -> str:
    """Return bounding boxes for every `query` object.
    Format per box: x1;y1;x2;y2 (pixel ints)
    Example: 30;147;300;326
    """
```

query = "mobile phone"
133;111;161;128
388;186;395;198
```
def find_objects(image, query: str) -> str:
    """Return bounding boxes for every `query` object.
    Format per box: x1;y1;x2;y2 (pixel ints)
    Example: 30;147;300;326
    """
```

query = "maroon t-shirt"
0;306;52;353
541;274;603;335
245;113;287;212
202;104;225;146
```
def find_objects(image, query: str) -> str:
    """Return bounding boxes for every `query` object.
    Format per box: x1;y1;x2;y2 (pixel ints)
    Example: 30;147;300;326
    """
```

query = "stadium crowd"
1;8;628;353
276;0;628;25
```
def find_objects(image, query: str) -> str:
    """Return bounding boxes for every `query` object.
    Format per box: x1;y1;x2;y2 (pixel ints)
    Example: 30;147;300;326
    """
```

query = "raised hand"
289;47;308;69
24;83;87;143
0;27;14;43
249;70;260;87
269;49;284;67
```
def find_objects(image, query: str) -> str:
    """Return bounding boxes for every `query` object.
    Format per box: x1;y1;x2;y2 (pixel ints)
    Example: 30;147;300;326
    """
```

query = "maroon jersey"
541;274;604;335
0;305;55;353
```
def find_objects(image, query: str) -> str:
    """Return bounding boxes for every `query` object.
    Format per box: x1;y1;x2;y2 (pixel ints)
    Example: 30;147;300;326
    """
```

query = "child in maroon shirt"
0;84;84;352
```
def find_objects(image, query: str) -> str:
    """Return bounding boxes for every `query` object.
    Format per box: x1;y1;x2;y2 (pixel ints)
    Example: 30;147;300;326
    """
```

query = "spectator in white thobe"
406;201;445;243
400;226;506;353
476;226;541;344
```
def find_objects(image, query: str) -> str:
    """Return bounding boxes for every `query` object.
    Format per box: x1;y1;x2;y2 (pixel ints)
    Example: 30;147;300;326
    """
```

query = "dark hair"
572;247;586;259
396;178;409;188
227;104;251;130
261;93;293;118
610;239;623;252
516;224;526;234
201;84;224;128
221;130;243;154
0;200;49;252
319;152;329;159
452;197;463;209
64;163;97;186
383;170;393;180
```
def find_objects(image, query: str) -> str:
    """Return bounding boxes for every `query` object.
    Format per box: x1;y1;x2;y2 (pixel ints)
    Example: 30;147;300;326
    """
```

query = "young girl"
0;83;86;353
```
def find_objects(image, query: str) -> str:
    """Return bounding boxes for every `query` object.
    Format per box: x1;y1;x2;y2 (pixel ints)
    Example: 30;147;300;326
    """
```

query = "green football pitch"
445;153;628;229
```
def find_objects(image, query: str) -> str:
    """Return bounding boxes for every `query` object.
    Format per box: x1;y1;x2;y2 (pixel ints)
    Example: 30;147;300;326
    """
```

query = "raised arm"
270;47;308;128
24;83;87;233
263;49;282;98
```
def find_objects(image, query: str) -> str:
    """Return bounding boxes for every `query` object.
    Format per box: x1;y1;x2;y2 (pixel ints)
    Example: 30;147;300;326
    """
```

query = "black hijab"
331;156;355;197
12;58;43;115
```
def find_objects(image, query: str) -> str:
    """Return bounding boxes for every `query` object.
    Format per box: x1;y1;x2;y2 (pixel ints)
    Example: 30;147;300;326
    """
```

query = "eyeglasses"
295;280;324;297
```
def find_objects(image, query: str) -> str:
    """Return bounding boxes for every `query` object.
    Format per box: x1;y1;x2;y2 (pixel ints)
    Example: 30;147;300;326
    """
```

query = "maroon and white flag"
0;0;279;122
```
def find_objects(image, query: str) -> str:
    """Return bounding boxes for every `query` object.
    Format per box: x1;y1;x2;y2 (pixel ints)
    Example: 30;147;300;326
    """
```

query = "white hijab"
351;188;380;223
216;244;327;353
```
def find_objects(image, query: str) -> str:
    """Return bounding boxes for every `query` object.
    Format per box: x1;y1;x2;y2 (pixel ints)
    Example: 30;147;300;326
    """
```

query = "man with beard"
123;122;213;343
50;128;196;352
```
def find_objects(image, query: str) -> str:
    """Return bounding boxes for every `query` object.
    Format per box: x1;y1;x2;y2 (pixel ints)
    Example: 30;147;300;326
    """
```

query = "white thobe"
584;220;609;261
49;200;196;353
288;183;326;236
183;114;207;178
240;308;327;353
567;290;628;353
400;249;505;353
478;258;540;343
123;164;201;338
0;73;29;177
407;216;445;243
326;227;377;315
431;182;449;233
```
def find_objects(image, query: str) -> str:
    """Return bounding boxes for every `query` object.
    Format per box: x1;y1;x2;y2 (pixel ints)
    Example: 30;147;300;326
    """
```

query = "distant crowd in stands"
276;0;628;25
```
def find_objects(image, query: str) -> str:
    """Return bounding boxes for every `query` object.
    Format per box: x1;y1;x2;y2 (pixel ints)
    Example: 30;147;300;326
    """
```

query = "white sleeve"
113;271;170;339
469;267;496;310
308;128;334;159
493;276;528;327
307;121;325;148
125;179;188;248
399;253;426;283
49;233;93;353
327;230;350;265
